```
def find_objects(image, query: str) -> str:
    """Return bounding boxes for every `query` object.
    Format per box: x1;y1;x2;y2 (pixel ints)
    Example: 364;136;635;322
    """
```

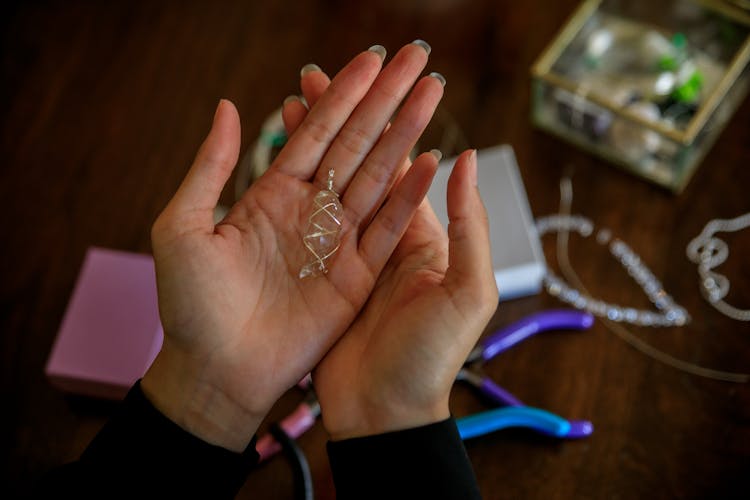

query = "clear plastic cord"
554;176;748;383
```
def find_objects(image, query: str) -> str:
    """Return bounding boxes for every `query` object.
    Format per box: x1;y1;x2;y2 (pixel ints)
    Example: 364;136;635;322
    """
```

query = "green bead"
261;131;288;147
672;32;687;50
659;55;678;71
673;71;703;103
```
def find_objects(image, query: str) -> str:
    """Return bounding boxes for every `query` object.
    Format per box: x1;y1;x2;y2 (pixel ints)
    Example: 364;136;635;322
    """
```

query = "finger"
357;151;440;278
314;42;431;192
390;196;449;270
281;95;308;138
281;65;332;137
271;47;385;180
442;150;497;303
300;65;331;109
168;99;241;221
343;73;444;232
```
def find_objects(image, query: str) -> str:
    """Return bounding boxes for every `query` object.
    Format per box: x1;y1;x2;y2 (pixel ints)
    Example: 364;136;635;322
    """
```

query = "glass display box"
531;0;750;192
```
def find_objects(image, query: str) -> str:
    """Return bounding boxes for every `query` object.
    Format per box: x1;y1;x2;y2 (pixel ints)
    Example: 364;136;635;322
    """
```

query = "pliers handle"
458;309;595;439
257;397;320;462
457;406;593;440
467;309;594;363
256;376;318;462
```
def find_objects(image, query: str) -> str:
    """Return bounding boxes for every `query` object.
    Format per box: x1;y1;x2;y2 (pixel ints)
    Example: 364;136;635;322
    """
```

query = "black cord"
269;423;314;500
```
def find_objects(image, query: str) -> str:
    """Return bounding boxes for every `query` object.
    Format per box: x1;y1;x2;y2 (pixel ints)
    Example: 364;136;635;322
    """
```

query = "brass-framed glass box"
531;0;750;192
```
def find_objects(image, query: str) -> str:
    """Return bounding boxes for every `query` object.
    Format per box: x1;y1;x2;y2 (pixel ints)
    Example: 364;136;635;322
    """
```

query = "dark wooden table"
2;1;749;498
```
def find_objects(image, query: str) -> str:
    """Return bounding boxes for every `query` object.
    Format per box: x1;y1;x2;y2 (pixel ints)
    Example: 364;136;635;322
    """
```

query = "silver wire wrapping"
299;169;343;279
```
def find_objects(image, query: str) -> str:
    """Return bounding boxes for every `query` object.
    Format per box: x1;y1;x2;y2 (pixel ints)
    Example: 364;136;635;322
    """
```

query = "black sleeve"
34;381;258;498
327;418;482;500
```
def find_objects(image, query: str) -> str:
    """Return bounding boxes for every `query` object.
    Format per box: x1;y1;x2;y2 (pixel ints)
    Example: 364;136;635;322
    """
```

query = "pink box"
45;247;163;400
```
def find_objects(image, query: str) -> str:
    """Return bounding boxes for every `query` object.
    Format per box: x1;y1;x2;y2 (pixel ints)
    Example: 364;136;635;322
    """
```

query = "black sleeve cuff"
327;418;482;500
76;380;258;497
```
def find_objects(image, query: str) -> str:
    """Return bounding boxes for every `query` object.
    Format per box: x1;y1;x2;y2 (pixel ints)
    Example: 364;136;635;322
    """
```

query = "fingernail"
469;149;478;186
429;72;446;87
412;39;431;55
368;44;387;60
300;63;322;77
213;99;227;124
214;100;222;121
283;95;300;106
430;149;443;162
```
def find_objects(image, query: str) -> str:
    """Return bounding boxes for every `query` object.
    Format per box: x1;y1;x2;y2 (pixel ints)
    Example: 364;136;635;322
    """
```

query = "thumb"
167;99;241;226
443;149;497;309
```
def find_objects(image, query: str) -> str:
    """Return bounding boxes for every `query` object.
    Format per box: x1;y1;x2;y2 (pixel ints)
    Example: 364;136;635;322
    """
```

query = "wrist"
141;344;264;453
325;397;451;441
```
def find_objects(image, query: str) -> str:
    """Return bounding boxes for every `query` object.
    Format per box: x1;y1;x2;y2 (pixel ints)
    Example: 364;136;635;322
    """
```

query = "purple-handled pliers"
456;309;595;439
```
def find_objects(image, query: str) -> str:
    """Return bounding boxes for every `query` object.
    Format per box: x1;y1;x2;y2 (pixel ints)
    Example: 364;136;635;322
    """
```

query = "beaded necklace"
535;214;690;327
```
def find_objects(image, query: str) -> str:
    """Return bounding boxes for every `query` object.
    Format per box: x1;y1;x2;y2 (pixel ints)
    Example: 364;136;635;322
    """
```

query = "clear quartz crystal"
299;185;343;279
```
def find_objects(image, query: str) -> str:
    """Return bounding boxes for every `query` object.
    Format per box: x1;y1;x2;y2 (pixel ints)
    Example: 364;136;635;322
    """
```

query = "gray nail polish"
412;39;431;55
283;95;300;106
429;71;446;87
430;149;443;162
368;44;387;60
300;63;322;77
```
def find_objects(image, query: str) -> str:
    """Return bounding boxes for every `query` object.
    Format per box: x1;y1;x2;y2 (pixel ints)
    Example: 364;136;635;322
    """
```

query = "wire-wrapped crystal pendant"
299;169;343;279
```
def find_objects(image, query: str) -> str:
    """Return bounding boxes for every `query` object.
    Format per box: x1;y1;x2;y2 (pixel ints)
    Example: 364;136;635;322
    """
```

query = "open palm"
313;152;498;439
283;63;498;440
142;43;444;451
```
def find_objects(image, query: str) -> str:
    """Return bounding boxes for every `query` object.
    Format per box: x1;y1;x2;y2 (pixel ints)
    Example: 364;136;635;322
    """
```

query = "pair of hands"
141;42;498;453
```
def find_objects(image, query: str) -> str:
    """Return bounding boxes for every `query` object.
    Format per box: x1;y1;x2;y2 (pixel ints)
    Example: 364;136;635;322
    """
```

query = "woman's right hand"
283;48;499;441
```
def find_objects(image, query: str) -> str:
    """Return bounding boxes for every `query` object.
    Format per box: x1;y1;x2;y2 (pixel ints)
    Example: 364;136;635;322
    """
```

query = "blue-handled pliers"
456;309;595;440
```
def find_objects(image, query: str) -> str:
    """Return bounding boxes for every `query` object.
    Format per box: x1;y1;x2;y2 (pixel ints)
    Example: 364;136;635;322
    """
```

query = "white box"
427;145;546;301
